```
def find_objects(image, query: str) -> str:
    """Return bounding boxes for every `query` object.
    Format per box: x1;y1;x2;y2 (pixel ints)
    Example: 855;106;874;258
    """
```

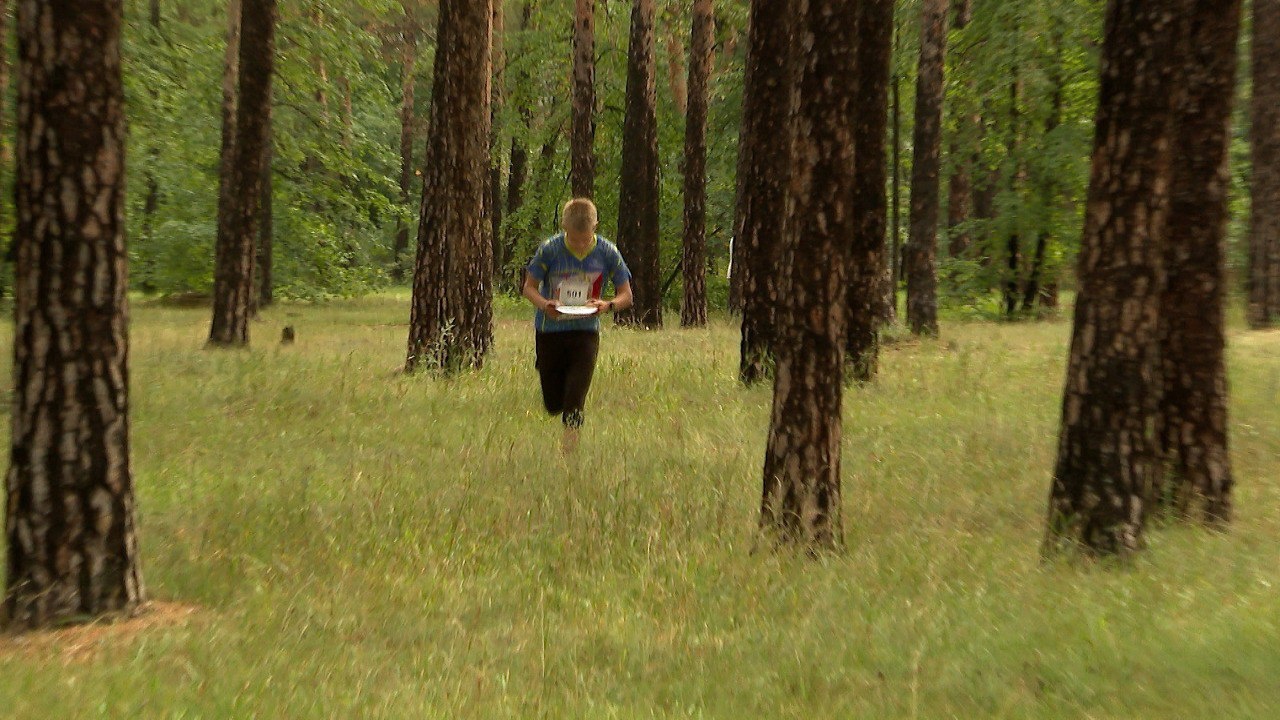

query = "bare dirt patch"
0;601;206;664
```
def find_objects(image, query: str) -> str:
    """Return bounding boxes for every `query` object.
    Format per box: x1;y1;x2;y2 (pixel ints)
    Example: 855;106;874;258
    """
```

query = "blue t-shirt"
526;234;632;333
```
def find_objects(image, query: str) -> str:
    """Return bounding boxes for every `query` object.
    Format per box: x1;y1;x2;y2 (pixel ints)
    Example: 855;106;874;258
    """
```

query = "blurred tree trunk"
0;0;9;301
1157;0;1241;523
489;0;505;278
615;0;662;329
680;0;714;327
214;0;241;292
848;0;894;380
257;138;273;308
571;0;595;198
1044;0;1189;557
1248;0;1280;327
6;0;144;629
760;0;859;552
665;28;688;116
1002;70;1022;317
502;1;535;288
887;19;901;323
210;0;275;347
905;0;948;336
733;0;797;382
945;0;973;262
140;0;162;293
1023;53;1064;313
406;0;493;372
393;8;418;283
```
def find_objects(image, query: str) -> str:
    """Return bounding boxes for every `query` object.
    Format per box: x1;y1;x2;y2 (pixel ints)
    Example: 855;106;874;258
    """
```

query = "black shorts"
535;331;600;428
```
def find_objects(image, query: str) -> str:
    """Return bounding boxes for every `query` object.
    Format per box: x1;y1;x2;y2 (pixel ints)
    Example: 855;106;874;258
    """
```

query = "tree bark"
887;20;901;322
615;0;662;329
210;0;275;347
140;0;162;293
760;0;858;552
489;0;505;279
214;0;241;286
500;1;534;289
905;0;948;336
571;0;595;198
680;0;714;328
1157;0;1241;523
1248;0;1280;327
6;0;145;629
406;0;493;372
733;0;797;382
945;0;973;262
257;137;273;308
1044;0;1189;557
848;0;894;380
665;29;688;116
393;9;417;283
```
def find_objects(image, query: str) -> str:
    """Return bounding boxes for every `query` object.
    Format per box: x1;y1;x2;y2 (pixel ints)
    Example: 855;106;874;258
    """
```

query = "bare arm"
589;281;633;313
523;274;561;319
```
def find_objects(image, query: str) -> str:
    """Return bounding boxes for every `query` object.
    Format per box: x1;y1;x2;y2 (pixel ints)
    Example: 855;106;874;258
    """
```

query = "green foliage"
2;299;1279;715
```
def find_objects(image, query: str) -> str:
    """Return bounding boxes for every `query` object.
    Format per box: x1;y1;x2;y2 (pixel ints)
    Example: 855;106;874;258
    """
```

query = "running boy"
522;198;633;453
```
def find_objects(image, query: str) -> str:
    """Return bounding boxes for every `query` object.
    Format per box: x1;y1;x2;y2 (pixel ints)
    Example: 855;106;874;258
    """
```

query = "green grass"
2;295;1279;718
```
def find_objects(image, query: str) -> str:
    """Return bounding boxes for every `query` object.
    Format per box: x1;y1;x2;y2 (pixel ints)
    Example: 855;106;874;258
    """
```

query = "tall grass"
1;296;1278;718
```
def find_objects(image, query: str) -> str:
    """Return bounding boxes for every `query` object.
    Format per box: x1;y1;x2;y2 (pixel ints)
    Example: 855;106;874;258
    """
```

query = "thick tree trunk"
680;0;714;328
760;0;858;552
571;0;595;198
905;0;948;336
393;16;417;284
1157;0;1241;523
406;0;493;372
6;0;145;629
1044;0;1189;557
1248;0;1280;327
848;0;894;380
615;0;662;329
734;0;797;382
210;0;275;347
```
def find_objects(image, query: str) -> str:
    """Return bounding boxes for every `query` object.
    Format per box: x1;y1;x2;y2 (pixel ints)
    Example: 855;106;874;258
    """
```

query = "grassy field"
1;295;1279;718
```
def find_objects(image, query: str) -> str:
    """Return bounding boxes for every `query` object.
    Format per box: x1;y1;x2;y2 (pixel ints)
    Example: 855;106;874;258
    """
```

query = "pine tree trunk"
6;0;145;629
214;0;241;286
393;16;417;284
0;0;10;301
1248;0;1280;327
905;0;948;336
500;0;534;290
887;23;902;323
734;0;797;382
665;31;688;116
945;0;973;262
760;0;858;552
1157;0;1241;523
615;0;662;329
848;0;894;380
571;0;595;198
257;137;273;308
209;0;275;347
489;0;505;279
680;0;713;328
1044;0;1189;557
1023;62;1064;313
406;0;493;372
140;0;162;293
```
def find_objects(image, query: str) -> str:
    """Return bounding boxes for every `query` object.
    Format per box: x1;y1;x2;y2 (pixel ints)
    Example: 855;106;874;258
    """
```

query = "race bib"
558;276;591;306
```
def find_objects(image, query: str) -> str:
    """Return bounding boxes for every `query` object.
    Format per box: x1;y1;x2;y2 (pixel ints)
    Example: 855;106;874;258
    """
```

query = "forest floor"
1;294;1279;718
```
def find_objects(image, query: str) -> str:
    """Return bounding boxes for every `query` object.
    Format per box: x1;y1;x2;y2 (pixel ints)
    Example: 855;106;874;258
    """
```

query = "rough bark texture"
406;0;493;372
6;0;145;629
680;0;713;328
848;0;894;380
571;0;596;198
1157;0;1240;523
1044;0;1189;557
1248;0;1280;327
393;14;417;283
905;0;948;336
615;0;662;329
760;0;857;552
209;0;275;347
733;0;796;382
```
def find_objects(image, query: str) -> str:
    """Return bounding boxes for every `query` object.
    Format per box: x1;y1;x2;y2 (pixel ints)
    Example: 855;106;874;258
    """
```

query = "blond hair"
561;198;599;234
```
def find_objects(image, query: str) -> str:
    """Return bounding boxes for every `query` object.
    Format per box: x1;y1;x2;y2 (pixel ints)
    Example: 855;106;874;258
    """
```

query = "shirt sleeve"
607;244;633;288
526;242;552;283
